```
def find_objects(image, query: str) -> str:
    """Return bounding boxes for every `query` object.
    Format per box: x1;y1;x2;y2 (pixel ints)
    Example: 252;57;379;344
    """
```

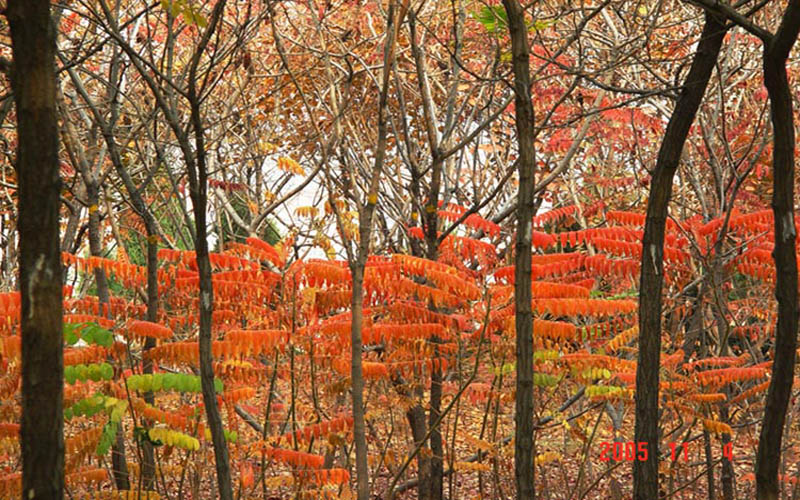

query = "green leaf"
141;374;153;392
533;373;560;387
65;366;77;385
125;373;218;394
194;11;208;28
82;323;113;347
176;375;191;393
66;393;108;420
472;5;508;34
64;322;114;347
225;429;238;443
81;328;95;345
110;406;125;424
163;373;177;390
472;5;555;35
493;362;516;376
95;420;118;456
151;373;163;392
530;19;556;32
64;324;79;345
88;364;101;382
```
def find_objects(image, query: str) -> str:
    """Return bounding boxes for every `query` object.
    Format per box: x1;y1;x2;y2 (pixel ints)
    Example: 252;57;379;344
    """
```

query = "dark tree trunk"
756;5;800;498
184;2;234;497
188;91;234;500
422;239;443;500
501;0;535;498
61;200;81;253
427;336;444;500
424;202;443;500
141;235;159;491
406;403;431;499
703;430;715;500
7;1;65;498
720;401;735;500
192;191;233;500
633;13;727;500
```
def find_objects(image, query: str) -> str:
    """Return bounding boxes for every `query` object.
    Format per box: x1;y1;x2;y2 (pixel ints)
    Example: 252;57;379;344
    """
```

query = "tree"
668;1;800;497
90;0;238;496
752;5;800;499
633;12;728;499
6;0;65;498
338;1;398;497
501;0;536;498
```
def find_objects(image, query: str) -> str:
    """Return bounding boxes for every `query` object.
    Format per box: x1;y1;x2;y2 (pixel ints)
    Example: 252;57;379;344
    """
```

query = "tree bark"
408;7;446;494
349;262;371;500
188;77;234;500
345;4;397;500
719;401;735;500
186;2;233;498
633;13;727;500
501;0;535;498
140;235;159;491
7;1;65;498
756;4;800;498
90;0;233;492
405;403;431;500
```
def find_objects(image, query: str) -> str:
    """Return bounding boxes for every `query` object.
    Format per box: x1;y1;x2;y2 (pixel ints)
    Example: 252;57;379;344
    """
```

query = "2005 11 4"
598;441;734;462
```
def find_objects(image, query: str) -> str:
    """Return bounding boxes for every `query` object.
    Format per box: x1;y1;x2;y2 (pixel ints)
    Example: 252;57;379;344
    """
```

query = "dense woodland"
1;0;800;499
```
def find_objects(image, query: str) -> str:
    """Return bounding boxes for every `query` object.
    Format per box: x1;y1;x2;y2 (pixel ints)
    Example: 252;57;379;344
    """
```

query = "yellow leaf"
278;157;305;175
295;206;319;218
454;461;490;472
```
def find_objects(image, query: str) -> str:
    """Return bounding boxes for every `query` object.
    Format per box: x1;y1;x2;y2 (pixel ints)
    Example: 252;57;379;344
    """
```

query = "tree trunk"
194;208;233;500
427;338;444;500
501;1;536;498
349;262;370;500
703;430;715;500
756;6;800;498
406;402;431;499
189;103;234;500
141;233;159;491
7;1;65;498
720;401;735;500
346;4;397;498
633;13;727;500
185;2;234;497
423;193;443;500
